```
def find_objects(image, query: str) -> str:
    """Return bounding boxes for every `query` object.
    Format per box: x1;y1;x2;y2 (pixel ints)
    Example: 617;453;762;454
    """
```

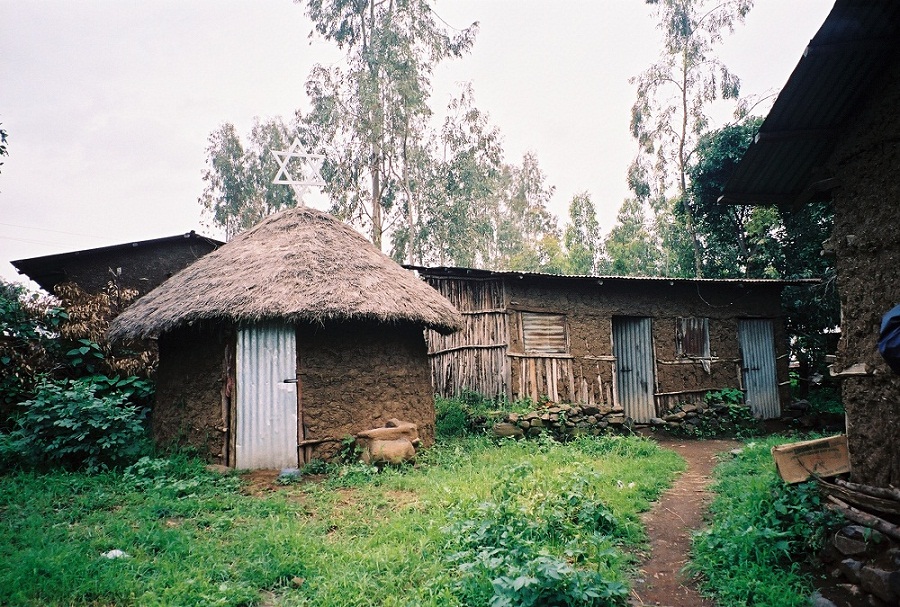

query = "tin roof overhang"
719;0;900;207
406;265;819;287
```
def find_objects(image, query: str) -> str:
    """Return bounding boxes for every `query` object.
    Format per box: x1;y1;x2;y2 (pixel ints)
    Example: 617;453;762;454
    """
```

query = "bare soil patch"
630;434;740;607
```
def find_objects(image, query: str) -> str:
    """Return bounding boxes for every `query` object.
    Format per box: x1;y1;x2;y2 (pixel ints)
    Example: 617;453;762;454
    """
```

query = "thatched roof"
108;208;463;340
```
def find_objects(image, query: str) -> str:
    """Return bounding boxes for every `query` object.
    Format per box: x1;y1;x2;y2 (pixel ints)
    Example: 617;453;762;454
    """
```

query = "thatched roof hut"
109;208;461;469
109;207;462;340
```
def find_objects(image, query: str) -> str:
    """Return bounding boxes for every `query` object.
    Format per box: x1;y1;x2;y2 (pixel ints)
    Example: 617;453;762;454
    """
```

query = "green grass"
0;435;683;606
689;435;843;607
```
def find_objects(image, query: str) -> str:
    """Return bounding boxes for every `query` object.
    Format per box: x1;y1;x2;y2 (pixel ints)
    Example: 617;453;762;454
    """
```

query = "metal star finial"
272;138;325;206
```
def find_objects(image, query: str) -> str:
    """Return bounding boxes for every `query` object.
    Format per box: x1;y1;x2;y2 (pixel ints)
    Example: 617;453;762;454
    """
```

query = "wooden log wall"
510;355;614;406
424;277;510;400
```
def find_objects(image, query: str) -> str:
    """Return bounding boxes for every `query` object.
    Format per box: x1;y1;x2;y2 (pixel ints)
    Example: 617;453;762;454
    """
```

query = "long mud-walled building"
410;266;804;423
720;1;900;485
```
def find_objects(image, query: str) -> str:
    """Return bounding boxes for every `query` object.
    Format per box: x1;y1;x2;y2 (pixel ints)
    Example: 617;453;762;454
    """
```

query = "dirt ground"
630;434;741;607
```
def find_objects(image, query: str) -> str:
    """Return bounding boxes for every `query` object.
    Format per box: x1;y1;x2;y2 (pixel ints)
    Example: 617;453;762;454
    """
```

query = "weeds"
0;434;683;606
689;436;844;606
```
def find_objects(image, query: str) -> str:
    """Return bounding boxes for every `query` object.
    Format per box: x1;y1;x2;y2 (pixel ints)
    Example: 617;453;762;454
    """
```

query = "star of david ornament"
272;138;325;206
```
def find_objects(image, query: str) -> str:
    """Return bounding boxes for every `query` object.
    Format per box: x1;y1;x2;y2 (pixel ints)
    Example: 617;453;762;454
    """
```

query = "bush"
435;391;535;440
1;377;149;472
0;281;66;423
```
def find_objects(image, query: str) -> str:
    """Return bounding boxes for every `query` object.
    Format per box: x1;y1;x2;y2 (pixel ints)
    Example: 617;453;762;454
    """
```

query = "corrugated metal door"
613;317;655;423
235;323;298;469
738;319;780;419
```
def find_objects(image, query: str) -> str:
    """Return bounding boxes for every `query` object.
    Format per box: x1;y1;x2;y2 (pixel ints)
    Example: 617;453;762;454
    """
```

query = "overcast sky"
1;0;834;287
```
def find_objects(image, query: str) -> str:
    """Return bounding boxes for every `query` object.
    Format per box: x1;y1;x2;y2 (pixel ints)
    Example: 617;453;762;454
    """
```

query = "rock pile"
818;525;900;606
492;403;633;441
649;401;758;436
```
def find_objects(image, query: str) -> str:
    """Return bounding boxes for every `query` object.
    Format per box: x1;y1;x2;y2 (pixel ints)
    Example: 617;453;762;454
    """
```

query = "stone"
789;399;810;411
530;419;545;428
587;415;598;424
809;591;839;607
650;417;666;426
540;413;551;421
361;438;416;465
560;404;572;412
596;421;608;429
507;412;520;423
493;422;525;440
681;404;698;414
565;421;576;428
205;464;231;474
859;565;897;602
548;406;562;414
597;404;612;415
684;417;700;426
664;411;686;422
357;420;419;442
526;427;543;437
888;548;900;568
730;448;744;457
517;420;531;430
607;415;626;425
839;558;864;584
570;406;582;415
890;570;900;596
525;412;540;421
835;526;884;556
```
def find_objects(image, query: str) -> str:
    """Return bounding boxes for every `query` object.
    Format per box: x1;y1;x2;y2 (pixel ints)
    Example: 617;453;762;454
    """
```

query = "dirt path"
629;435;741;607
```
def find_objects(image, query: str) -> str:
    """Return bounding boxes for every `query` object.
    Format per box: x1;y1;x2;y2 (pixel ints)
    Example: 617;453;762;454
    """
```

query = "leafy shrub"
435;391;536;440
705;387;743;406
0;281;66;422
805;386;844;415
1;377;149;472
435;396;470;438
444;462;630;606
689;438;844;606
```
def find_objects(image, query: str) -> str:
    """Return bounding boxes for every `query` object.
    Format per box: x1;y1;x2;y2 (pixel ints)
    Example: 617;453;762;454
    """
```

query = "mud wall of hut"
298;321;435;461
424;274;788;417
155;324;229;463
827;56;900;486
53;239;219;295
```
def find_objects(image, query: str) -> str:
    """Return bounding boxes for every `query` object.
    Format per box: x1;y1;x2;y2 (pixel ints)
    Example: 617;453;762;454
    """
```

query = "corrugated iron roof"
719;0;900;205
405;265;819;286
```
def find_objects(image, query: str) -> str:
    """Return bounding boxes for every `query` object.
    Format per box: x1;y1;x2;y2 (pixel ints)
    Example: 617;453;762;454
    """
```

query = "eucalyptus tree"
605;198;660;277
493;152;561;272
409;85;503;267
630;0;754;276
298;0;477;255
0;124;7;175
200;118;297;240
564;192;607;275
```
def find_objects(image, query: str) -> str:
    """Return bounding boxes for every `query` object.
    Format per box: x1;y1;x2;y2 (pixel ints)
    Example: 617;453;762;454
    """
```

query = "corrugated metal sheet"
235;323;298;469
676;317;710;357
721;1;900;205
738;319;780;419
522;312;567;354
613;317;655;423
